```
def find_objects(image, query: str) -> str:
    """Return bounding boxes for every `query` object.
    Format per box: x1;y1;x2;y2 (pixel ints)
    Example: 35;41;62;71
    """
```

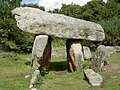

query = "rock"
25;75;30;78
30;35;51;88
30;88;37;90
106;46;120;55
106;46;116;54
32;35;51;70
83;46;92;59
12;7;105;41
91;45;109;72
84;69;103;86
114;46;120;52
29;70;40;89
66;39;84;72
52;49;66;57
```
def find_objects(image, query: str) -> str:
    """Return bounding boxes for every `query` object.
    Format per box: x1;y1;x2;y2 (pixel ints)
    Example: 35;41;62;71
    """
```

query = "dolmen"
12;7;105;89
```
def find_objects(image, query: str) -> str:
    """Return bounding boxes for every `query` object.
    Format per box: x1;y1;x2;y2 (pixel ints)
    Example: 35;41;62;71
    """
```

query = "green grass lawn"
0;51;32;90
0;51;120;90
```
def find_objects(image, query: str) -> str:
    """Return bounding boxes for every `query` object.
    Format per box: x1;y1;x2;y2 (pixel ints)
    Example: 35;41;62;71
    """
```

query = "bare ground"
102;63;120;72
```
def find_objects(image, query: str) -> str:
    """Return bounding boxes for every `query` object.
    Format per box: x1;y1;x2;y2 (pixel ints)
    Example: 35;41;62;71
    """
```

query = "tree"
0;0;22;45
99;16;120;46
102;0;120;20
58;3;82;19
81;0;105;21
0;0;35;52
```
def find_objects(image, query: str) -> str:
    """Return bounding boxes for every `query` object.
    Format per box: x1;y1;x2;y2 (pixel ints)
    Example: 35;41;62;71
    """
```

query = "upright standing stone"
91;45;109;72
30;35;51;89
32;35;51;70
66;39;84;72
83;46;92;59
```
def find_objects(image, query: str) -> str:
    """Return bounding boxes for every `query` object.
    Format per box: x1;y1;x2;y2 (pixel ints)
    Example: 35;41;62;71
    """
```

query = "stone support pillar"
30;35;51;89
32;35;51;70
66;39;84;72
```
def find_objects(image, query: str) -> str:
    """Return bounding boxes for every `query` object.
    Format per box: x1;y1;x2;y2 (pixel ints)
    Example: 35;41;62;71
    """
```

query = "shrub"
99;16;120;46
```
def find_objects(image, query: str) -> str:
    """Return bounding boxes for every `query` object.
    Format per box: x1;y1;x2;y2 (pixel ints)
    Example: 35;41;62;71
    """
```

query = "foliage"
99;16;120;46
0;0;26;52
52;37;66;49
22;3;45;11
59;3;82;19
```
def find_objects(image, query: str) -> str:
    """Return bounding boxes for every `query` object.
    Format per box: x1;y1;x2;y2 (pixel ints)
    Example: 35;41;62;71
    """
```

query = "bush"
99;16;120;46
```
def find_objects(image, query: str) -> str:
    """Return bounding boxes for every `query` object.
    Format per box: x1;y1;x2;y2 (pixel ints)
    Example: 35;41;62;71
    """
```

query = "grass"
0;51;32;90
38;52;120;90
109;53;120;63
0;51;120;90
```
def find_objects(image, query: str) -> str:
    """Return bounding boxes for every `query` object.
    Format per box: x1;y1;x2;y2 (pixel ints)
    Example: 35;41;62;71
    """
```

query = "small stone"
84;69;103;86
29;84;33;89
30;70;40;88
25;75;30;78
30;88;37;90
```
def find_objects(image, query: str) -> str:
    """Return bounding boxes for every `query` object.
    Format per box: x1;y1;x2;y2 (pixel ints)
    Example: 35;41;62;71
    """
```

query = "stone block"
66;39;84;72
32;35;51;71
91;45;109;72
83;46;92;59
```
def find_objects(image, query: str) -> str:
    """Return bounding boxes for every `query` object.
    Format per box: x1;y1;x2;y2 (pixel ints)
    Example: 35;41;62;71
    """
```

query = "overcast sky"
21;0;39;4
38;0;93;11
22;0;107;11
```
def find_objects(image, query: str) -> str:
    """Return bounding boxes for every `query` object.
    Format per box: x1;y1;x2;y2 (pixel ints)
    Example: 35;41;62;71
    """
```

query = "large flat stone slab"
12;7;105;41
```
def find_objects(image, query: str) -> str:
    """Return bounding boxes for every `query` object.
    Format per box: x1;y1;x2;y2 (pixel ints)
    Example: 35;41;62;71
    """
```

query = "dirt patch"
50;70;68;75
18;72;32;78
102;63;120;72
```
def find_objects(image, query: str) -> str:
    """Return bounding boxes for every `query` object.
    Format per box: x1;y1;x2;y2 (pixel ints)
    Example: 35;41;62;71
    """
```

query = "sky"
21;0;108;11
21;0;40;4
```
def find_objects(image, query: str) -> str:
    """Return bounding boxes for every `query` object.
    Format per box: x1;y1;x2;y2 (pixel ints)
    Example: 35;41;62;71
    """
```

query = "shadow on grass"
24;60;68;71
25;61;31;66
49;61;68;71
